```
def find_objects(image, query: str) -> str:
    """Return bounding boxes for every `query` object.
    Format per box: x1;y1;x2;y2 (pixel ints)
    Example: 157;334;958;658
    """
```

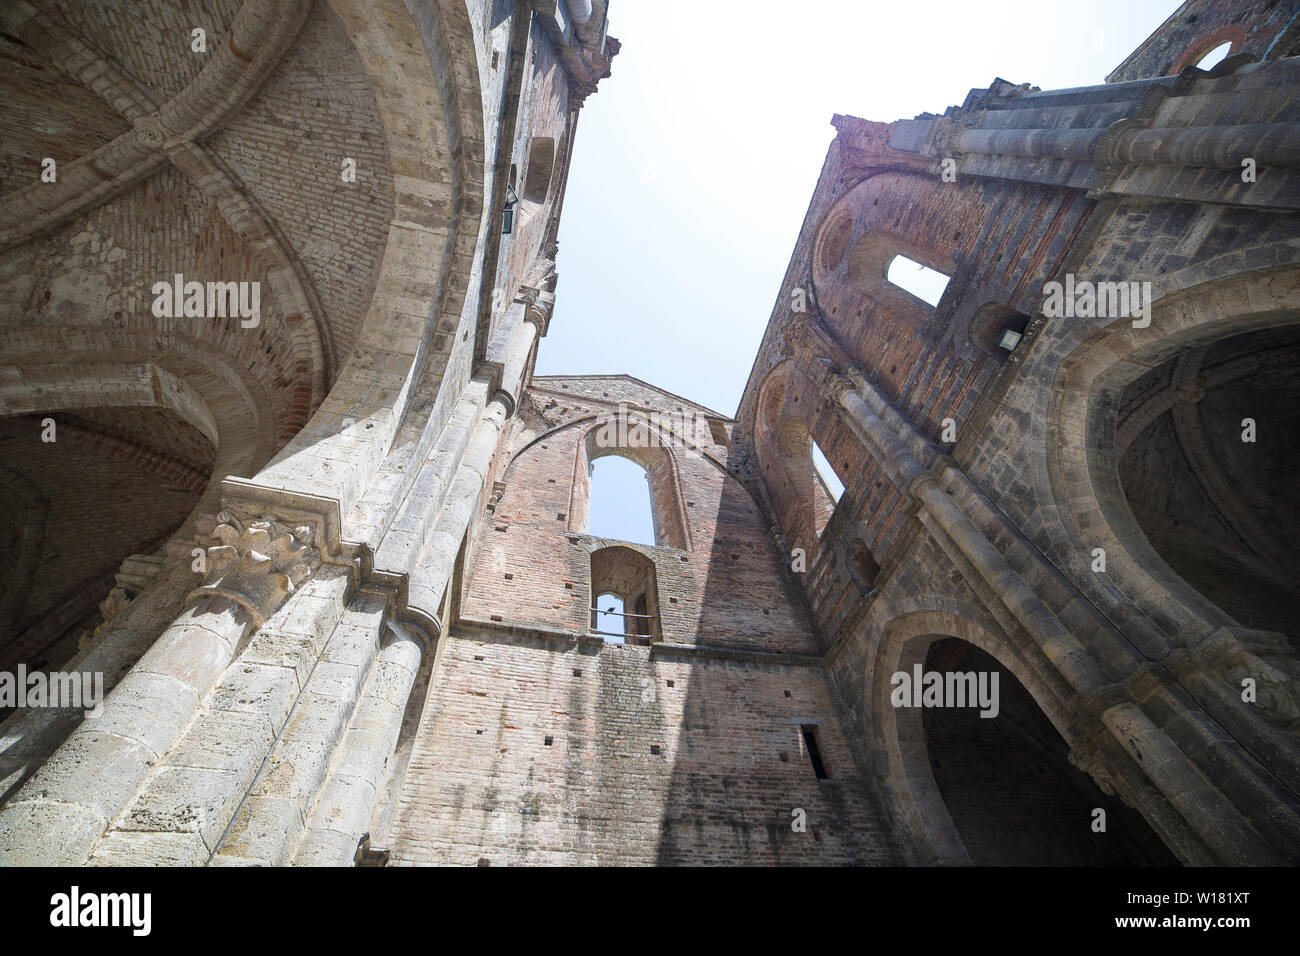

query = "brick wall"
388;624;904;865
1107;0;1298;82
463;375;818;655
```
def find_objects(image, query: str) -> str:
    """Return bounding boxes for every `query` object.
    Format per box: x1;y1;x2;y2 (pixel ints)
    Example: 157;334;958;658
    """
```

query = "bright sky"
537;0;1182;419
557;0;1182;562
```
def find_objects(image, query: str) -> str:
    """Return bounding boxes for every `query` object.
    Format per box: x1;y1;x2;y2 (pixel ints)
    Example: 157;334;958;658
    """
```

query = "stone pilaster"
0;513;320;865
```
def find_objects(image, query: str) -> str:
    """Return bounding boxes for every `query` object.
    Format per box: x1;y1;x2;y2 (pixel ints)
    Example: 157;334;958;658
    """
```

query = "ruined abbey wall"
1;0;1297;868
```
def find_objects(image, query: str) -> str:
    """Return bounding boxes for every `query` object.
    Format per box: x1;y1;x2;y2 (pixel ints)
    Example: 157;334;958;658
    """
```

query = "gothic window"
523;136;556;205
588;454;655;546
574;420;690;551
844;231;955;321
811;439;844;503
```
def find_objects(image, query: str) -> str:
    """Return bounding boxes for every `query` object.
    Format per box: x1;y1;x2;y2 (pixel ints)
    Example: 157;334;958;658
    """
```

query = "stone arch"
242;0;488;533
812;206;853;283
810;171;972;334
753;361;846;555
867;607;1171;864
1169;24;1248;75
962;299;1032;362
589;544;660;642
869;607;1070;863
1045;267;1300;647
570;415;691;551
0;346;274;515
755;363;788;437
0;358;231;667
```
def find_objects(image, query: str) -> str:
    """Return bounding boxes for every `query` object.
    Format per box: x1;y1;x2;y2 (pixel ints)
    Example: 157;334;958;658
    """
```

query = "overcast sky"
545;0;1185;555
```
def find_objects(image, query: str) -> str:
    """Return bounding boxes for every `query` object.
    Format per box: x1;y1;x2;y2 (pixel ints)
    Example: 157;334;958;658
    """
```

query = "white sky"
536;0;1183;418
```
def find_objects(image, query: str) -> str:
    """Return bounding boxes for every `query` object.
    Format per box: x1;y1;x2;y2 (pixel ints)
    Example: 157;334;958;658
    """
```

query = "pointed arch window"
588;454;656;546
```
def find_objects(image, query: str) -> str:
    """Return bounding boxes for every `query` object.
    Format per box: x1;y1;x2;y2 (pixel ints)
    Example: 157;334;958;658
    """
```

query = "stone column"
407;396;509;619
956;122;1300;169
0;512;319;865
0;555;194;805
291;621;423;865
207;590;385;866
406;309;541;623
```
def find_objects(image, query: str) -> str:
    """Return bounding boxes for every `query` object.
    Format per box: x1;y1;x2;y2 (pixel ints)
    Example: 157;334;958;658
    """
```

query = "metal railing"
589;607;658;644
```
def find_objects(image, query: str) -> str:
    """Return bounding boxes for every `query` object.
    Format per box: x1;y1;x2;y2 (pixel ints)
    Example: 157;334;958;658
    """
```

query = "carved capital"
817;370;855;404
520;288;555;336
1068;743;1119;798
190;511;321;626
486;480;507;514
78;586;131;651
1172;381;1206;406
926;109;982;165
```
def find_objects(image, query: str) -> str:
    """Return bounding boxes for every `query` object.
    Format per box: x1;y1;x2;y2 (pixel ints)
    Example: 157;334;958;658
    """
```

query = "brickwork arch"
0;348;273;515
753;361;844;559
238;0;488;533
1169;24;1247;74
589;544;660;640
0;359;225;668
810;171;971;344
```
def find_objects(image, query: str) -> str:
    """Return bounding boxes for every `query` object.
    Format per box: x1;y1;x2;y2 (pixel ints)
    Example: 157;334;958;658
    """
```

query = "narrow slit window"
886;254;949;308
811;440;844;503
801;724;829;779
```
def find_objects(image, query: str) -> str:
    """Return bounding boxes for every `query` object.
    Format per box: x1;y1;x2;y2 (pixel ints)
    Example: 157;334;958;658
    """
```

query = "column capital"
1068;741;1119;797
817;369;856;404
191;511;321;627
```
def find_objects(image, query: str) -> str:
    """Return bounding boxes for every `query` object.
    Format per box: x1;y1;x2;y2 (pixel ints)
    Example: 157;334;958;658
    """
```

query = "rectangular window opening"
886;254;950;308
801;724;829;779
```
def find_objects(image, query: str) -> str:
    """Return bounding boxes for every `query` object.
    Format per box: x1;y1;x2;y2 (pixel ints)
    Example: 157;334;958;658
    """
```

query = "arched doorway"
920;639;1176;865
872;611;1176;865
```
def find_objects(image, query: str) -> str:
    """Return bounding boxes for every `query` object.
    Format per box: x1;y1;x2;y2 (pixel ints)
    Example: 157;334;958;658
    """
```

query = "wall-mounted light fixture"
502;183;519;235
998;328;1023;351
